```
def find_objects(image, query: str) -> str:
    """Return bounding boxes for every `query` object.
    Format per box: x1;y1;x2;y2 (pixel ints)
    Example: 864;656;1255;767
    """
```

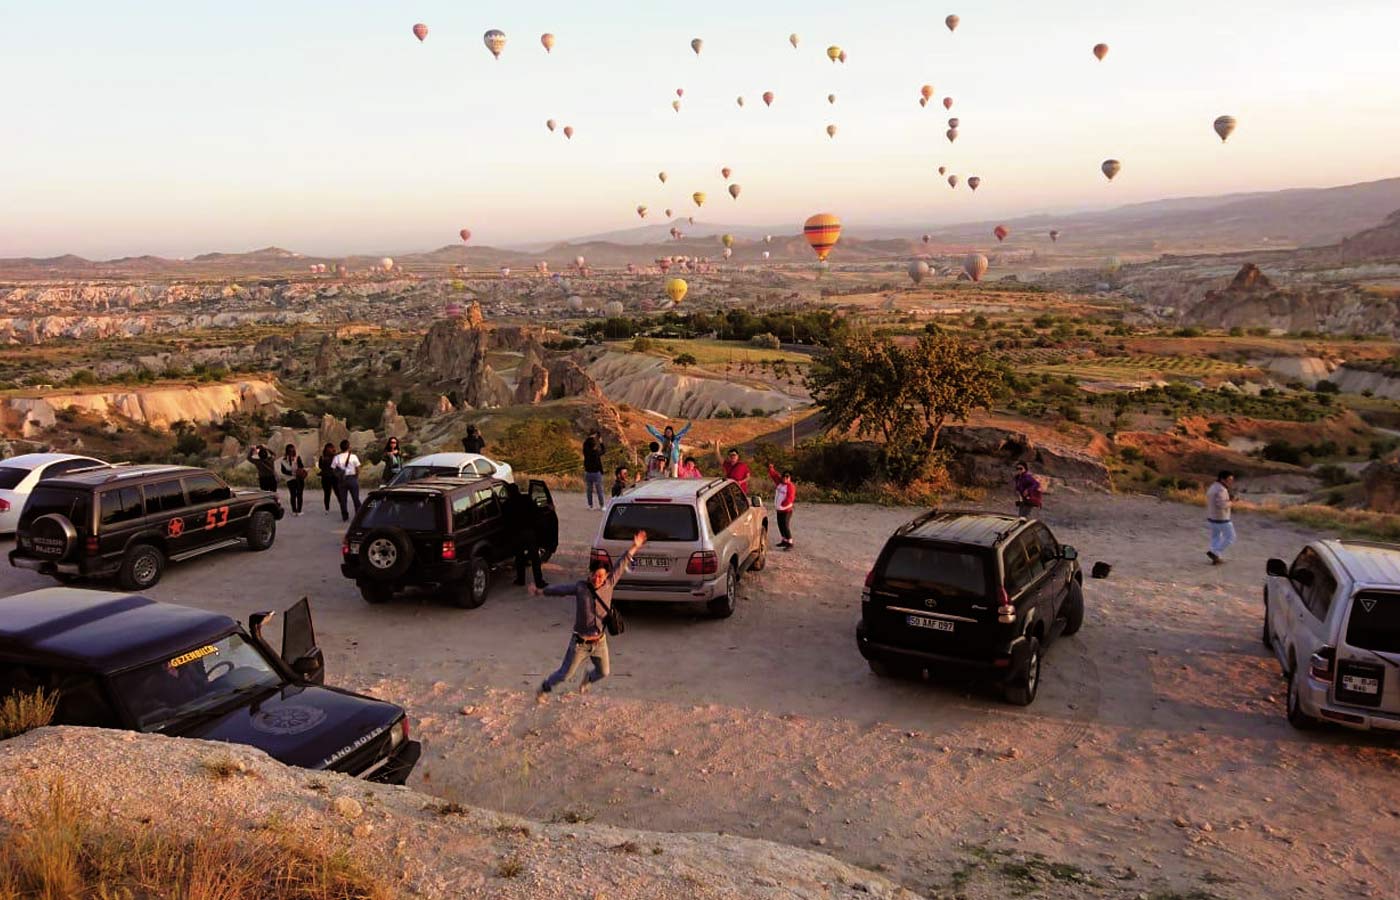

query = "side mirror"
290;649;325;685
247;610;276;642
1266;558;1289;578
1060;545;1079;561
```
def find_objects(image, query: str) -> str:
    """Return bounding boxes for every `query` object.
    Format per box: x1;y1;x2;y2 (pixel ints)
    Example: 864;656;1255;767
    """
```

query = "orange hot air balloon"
692;192;706;207
827;45;842;62
658;171;668;184
541;33;556;53
945;15;960;32
920;85;934;101
763;91;774;107
546;119;557;132
963;253;988;282
563;125;574;139
728;184;742;200
413;23;429;42
943;96;953;110
994;225;1009;242
483;29;507;59
946;128;959;143
1093;43;1109;61
459;228;472;242
1101;159;1122;181
721;166;732;179
947;174;959;188
968;177;981;191
803;213;842;262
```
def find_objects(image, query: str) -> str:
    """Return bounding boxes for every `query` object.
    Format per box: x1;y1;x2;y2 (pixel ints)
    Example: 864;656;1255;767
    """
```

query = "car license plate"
1342;674;1380;695
907;615;954;633
348;542;360;555
634;556;670;569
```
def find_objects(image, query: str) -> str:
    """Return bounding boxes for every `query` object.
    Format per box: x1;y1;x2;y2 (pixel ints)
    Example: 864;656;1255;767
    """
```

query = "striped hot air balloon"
803;213;842;262
483;30;507;58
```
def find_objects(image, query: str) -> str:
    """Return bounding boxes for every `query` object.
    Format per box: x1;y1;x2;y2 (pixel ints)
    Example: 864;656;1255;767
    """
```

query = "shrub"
396;393;430;418
0;688;57;740
496;419;581;477
63;369;99;388
1314;380;1339;394
1260;440;1303;465
278;409;310;428
749;332;781;350
173;431;207;458
631;336;655;352
1315;464;1353;487
673;352;698;366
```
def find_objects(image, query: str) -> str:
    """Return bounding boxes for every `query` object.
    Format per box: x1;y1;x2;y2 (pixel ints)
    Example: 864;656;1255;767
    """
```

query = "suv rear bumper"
10;551;119;579
1298;675;1400;732
856;619;1023;680
612;575;725;603
340;559;469;585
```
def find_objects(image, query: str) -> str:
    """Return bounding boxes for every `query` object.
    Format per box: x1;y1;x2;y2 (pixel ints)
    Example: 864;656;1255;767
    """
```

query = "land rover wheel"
1004;637;1042;706
119;544;166;591
246;509;276;551
1062;581;1085;636
1286;667;1318;730
359;528;414;581
359;581;393;605
707;563;738;619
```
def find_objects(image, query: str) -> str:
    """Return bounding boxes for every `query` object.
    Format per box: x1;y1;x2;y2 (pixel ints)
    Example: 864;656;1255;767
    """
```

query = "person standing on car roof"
582;429;606;510
1013;461;1043;519
643;442;668;480
248;445;278;493
462;424;486;455
332;439;363;522
317;443;339;515
504;482;548;590
279;443;306;517
718;444;752;494
768;463;797;550
645;421;691;477
530;530;647;698
1205;470;1236;565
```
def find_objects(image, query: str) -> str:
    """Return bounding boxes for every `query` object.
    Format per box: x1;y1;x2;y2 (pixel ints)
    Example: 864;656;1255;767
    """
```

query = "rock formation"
1363;455;1400;514
941;424;1112;491
1337;209;1400;263
0;380;283;437
514;364;550;405
412;306;526;409
381;400;409;440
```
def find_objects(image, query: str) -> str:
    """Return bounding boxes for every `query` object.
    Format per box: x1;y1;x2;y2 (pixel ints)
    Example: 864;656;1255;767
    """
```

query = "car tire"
1286;667;1318;730
708;563;739;619
750;528;769;572
359;581;393;605
1062;581;1085;636
1003;636;1042;706
450;556;490;609
118;543;166;591
1261;591;1273;650
246;509;276;551
359;528;414;582
868;658;895;678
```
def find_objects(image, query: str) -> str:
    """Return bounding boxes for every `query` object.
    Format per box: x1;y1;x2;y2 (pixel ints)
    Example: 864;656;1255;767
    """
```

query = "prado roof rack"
694;477;726;498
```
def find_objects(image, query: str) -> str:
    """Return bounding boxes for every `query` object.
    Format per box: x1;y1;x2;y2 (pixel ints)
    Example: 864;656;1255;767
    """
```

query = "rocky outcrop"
1330;364;1400;400
1337;209;1400;263
317;413;350;451
1363;456;1400;513
547;356;598;398
433;395;454;416
313;334;338;377
941;424;1113;491
586;352;800;418
412;310;519;409
1227;263;1274;293
381;400;409;440
514;364;550;405
0;379;283;437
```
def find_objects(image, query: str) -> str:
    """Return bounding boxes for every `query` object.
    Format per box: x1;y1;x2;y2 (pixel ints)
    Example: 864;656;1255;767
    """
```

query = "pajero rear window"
18;486;90;531
878;542;989;600
1346;592;1400;654
604;503;698;542
359;494;440;531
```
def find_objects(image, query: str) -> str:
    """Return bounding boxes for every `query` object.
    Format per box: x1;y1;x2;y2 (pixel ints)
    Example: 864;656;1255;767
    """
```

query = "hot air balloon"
691;38;703;55
763;91;774;107
826;45;842;62
947;117;960;129
764;235;773;244
736;96;745;107
500;267;511;278
563;126;574;139
637;205;648;219
721;166;732;179
309;264;318;273
1049;229;1061;243
567;295;584;311
908;260;930;284
945;15;960;32
762;251;771;260
541;33;555;53
948;174;959;188
728;184;742;200
946;128;959;143
937;166;947;176
803;213;842;262
605;301;625;316
483;29;507;59
575;256;587;270
922;234;931;244
413;23;429;42
1093;43;1108;61
721;234;735;248
920;85;934;101
722;248;733;259
676;88;684;98
919;97;928;108
1213;115;1237;143
665;208;673;218
993;225;1009;242
666;277;689;303
1101;159;1121;181
789;33;800;49
657;258;672;273
658;171;668;184
692;192;706;207
839;50;847;63
670;227;681;240
459;228;472;242
827;124;838;138
672;100;681;113
963;253;988;282
828;93;837;105
546;119;557;132
943;96;954;110
379;257;394;272
336;264;348;277
968;176;981;191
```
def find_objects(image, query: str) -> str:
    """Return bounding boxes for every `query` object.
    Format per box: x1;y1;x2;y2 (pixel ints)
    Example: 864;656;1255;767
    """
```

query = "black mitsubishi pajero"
856;511;1084;706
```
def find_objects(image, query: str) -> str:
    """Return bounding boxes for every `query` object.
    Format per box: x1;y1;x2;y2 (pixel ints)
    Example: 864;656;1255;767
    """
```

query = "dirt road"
4;492;1396;898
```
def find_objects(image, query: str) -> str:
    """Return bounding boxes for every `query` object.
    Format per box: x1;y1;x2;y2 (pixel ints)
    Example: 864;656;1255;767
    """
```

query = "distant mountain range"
3;177;1398;279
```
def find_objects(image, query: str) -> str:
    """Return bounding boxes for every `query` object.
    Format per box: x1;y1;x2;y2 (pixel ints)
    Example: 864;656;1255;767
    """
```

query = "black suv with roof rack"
0;589;420;784
340;476;558;607
10;464;283;591
856;510;1084;706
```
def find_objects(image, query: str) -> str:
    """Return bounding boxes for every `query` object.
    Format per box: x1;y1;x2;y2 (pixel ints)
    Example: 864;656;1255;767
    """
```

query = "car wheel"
750;528;769;572
868;658;894;678
1286;667;1318;730
359;582;393;605
119;544;166;591
1003;637;1042;706
1262;591;1273;650
1061;581;1085;636
246;509;276;551
708;563;738;619
450;556;490;609
359;528;414;582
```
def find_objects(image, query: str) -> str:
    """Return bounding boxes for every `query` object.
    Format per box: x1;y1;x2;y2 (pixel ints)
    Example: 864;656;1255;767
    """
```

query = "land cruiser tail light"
862;569;874;602
589;548;612;570
1309;646;1336;683
85;536;100;555
441;540;457;561
0;499;9;512
996;587;1016;624
686;551;718;575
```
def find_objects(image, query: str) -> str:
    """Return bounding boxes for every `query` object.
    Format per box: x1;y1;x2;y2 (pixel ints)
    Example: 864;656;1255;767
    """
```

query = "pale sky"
4;1;1398;258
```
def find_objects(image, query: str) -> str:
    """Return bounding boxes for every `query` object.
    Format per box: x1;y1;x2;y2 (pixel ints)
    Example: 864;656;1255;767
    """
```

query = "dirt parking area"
3;492;1397;898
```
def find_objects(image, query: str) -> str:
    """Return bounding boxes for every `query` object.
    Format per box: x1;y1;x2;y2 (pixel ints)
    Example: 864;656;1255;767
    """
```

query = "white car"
0;453;108;534
387;452;513;487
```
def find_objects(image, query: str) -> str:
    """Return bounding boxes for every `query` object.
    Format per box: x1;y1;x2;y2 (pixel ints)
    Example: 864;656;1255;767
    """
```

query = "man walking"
531;530;648;697
331;439;362;522
1206;470;1236;565
768;463;796;550
582;429;606;510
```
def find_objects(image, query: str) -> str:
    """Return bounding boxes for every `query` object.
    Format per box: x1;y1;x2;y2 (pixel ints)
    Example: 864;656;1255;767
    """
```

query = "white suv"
1263;540;1400;731
590;477;767;618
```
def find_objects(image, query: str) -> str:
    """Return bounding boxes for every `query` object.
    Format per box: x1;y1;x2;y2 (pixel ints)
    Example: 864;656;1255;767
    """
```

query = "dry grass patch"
0;689;57;741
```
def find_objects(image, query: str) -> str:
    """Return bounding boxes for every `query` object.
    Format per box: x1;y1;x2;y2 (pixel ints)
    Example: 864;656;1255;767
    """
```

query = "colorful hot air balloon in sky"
379;257;394;272
946;128;959;143
664;208;673;218
827;124;838;138
943;96;954;110
658;171;668;183
672;100;681;112
666;277;689;303
803;213;842;262
1049;229;1061;243
722;248;732;259
922;234;931;244
676;88;684;98
908;260;930;284
736;96;745;107
963;253;988;282
763;91;774;107
336;264;348;277
1093;43;1109;61
948;174;959;188
947;117;960;129
938;166;947;176
500;267;511;278
721;166;732;179
459;228;472;242
968;176;981;191
721;234;735;248
484;30;507;59
636;205;648;219
413;23;428;42
1213;115;1237;142
540;33;556;52
692;192;706;207
762;250;771;260
919;97;928;108
920;85;934;101
1101;159;1122;181
563;125;574;139
994;225;1009;242
789;33;800;49
826;45;842;62
839;50;847;63
945;15;960;32
728;184;742;200
828;93;837;105
575;255;587;269
546;119;557;132
691;38;703;55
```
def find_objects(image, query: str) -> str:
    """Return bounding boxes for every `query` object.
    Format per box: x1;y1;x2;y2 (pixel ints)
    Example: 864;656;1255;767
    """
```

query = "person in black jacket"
503;482;547;589
582;430;605;510
462;424;486;454
317;443;338;515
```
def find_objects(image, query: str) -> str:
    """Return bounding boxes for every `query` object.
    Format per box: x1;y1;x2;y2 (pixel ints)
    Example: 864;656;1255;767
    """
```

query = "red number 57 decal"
205;506;230;530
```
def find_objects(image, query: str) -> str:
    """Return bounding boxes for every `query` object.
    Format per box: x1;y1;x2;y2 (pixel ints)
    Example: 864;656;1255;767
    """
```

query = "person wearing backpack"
279;443;307;516
317;443;339;515
331;439;362;522
530;529;647;698
1013;461;1044;519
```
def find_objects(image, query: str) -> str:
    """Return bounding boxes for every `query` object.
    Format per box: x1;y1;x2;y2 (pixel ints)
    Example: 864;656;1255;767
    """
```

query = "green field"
1032;354;1256;380
614;339;811;366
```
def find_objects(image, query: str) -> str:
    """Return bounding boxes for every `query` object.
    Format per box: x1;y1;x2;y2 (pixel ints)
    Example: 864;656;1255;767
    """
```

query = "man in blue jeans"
582;430;606;509
531;529;647;698
1205;470;1236;565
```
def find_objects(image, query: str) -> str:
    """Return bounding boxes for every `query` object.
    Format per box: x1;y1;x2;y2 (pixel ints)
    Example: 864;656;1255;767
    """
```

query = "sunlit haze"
5;0;1399;258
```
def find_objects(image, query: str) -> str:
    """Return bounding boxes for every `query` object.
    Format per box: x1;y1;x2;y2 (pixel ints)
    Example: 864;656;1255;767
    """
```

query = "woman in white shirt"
331;439;363;522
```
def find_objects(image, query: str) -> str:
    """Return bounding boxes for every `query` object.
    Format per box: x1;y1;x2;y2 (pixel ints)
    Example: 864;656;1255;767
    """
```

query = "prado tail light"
441;540;457;561
686;550;718;575
85;536;100;555
996;587;1016;624
1309;646;1336;683
862;568;874;602
589;548;612;571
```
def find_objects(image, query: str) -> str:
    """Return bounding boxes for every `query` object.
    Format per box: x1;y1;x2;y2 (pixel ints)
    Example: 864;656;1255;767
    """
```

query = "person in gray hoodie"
530;529;647;697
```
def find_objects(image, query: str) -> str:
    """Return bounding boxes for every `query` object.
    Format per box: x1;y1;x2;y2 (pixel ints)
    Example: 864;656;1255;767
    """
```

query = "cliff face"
411;304;547;409
0;379;283;437
1337;209;1400;263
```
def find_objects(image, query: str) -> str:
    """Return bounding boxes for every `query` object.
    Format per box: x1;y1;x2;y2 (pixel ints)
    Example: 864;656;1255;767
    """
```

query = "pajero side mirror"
1266;558;1289;578
1060;545;1079;561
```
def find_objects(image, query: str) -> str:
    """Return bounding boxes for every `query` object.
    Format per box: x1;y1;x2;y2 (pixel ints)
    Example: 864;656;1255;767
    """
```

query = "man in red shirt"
718;446;752;494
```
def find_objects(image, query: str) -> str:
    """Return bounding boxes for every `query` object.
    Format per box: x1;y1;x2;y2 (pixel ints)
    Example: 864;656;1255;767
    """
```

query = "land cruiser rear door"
1290;549;1338;675
869;539;996;652
1334;591;1400;714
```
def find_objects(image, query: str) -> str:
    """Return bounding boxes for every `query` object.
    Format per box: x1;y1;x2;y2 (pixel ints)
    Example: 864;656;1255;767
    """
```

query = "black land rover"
10;464;283;591
0;589;420;784
340;476;558;607
856;511;1084;706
